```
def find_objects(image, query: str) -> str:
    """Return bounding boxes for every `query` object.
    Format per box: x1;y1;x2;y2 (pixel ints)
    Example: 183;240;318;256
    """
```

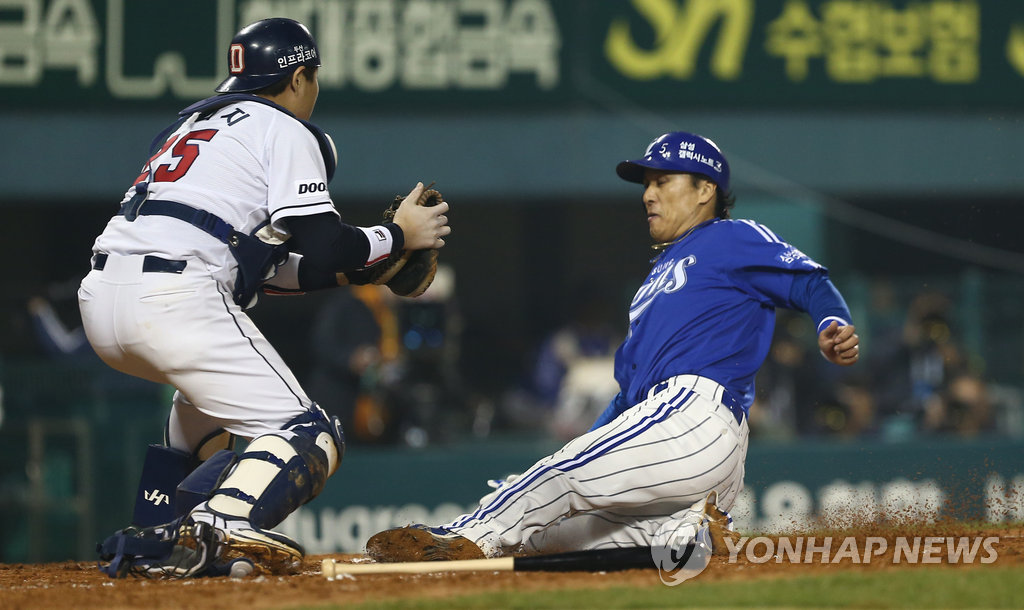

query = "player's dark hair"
715;190;736;219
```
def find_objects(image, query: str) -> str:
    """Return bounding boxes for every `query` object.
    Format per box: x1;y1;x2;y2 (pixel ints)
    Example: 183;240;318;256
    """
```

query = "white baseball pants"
447;374;749;557
78;253;313;450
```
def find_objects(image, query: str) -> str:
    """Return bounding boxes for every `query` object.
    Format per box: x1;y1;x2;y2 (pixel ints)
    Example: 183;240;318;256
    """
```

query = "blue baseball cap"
616;131;730;194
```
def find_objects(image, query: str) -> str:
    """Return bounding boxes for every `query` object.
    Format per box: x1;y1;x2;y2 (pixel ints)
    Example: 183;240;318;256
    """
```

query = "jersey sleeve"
790;273;853;331
727;219;828;310
265;117;339;235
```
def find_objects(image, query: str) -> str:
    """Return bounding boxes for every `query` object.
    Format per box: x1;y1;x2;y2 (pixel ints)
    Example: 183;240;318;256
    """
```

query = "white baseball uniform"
79;100;340;448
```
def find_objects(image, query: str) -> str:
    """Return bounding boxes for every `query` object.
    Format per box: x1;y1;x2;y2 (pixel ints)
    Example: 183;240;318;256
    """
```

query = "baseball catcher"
84;18;450;579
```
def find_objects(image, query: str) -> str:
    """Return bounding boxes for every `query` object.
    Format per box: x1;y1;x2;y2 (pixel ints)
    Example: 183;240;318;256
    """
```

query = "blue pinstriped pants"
446;375;749;557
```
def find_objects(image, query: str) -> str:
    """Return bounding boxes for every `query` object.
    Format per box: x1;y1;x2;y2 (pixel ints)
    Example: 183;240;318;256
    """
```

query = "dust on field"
1;525;1021;610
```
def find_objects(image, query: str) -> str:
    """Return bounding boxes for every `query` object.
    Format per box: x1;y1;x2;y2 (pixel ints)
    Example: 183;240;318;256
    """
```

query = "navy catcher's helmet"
616;131;730;195
216;18;320;93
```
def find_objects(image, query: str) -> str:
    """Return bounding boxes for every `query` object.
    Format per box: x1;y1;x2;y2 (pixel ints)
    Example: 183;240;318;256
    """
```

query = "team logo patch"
779;246;816;266
629;255;697;323
229;44;245;74
144;489;170;506
296;180;328;197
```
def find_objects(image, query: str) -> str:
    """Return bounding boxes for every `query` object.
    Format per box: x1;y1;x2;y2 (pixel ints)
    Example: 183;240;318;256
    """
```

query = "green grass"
302;567;1024;609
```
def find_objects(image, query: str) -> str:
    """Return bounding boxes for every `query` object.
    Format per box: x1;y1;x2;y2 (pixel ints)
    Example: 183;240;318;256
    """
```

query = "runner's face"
641;170;716;242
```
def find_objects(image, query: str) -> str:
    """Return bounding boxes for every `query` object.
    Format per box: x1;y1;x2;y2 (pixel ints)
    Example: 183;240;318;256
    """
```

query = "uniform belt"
117;199;234;243
649;374;745;426
93;253;187;274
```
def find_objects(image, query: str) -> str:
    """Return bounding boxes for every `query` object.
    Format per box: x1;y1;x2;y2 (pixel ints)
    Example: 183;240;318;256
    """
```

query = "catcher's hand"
337;182;449;297
391;182;449;251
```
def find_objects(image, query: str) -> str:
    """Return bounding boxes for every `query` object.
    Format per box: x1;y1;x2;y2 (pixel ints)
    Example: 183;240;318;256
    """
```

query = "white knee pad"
205;408;344;529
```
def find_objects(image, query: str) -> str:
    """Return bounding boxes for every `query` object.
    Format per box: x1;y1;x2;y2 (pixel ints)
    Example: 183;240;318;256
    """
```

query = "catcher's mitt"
339;187;442;297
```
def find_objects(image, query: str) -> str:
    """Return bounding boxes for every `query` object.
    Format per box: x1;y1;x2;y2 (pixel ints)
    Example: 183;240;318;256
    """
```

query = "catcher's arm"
265;209;406;293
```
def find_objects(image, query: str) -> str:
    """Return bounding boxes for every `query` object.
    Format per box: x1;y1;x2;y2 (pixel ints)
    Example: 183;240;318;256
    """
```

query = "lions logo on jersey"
629;255;697;324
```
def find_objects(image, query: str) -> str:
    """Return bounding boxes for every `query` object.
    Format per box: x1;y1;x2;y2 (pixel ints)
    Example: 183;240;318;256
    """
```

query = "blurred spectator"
501;283;622;439
27;290;93;360
532;287;620;404
870;291;992;438
545;354;621;441
307;265;471;446
864;278;905;351
25;287;160;399
307;284;401;443
926;373;992;437
23;284;164;422
394;265;474;446
750;312;816;439
751;311;876;439
808;375;877;438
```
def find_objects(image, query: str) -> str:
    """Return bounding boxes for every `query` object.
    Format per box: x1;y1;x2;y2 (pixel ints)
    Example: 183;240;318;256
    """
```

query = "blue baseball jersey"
614;218;849;416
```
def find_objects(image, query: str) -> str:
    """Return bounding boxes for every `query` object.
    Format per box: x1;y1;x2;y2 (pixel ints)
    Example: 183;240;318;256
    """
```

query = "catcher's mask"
216;17;320;93
616;131;731;196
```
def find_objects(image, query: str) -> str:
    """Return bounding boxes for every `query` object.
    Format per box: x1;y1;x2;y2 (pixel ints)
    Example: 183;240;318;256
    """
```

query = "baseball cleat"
215;525;304;575
702;491;740;556
187;509;304;575
366;524;485;562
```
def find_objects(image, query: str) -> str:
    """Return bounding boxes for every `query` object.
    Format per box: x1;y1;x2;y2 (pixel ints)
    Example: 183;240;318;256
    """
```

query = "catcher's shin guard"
132;445;196;527
176;448;238;516
203;407;344;530
131;428;236;527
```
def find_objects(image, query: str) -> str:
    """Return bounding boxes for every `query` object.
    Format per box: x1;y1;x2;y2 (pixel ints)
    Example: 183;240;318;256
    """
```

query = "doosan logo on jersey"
297;181;328;195
629;255;697;322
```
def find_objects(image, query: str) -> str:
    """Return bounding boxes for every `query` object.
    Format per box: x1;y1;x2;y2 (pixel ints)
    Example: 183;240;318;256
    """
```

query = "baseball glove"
338;187;442;298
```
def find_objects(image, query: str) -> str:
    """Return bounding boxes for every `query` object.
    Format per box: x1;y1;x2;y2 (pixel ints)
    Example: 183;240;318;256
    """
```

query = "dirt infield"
2;526;1021;610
